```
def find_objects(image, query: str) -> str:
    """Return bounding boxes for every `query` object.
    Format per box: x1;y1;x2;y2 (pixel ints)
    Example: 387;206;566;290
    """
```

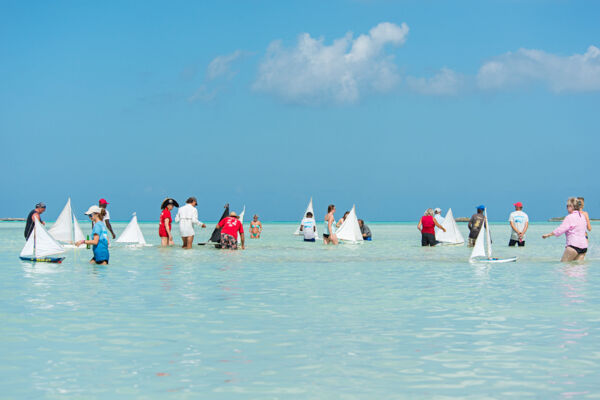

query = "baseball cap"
85;205;103;215
35;202;46;209
513;201;523;207
434;208;441;213
476;204;485;210
99;198;109;205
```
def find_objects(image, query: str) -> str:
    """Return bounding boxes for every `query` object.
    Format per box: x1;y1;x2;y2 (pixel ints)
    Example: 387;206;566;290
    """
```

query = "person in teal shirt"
76;205;110;265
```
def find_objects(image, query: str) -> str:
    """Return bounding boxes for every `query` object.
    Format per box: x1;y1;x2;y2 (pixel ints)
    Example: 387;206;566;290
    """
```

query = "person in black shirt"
467;205;486;247
24;202;46;239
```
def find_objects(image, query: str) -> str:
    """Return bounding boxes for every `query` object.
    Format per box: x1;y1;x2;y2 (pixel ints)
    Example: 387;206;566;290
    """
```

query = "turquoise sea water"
1;221;599;399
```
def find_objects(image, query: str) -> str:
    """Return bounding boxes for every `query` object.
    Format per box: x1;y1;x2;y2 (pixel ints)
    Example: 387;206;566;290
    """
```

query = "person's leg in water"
561;246;579;262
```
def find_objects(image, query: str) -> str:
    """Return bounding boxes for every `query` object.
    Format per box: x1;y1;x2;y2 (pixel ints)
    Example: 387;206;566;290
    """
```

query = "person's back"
360;222;372;240
468;206;486;246
508;204;529;246
301;217;316;241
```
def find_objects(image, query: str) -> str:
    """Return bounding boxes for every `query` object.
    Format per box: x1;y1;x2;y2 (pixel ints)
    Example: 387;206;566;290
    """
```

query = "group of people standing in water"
416;197;592;261
23;196;591;263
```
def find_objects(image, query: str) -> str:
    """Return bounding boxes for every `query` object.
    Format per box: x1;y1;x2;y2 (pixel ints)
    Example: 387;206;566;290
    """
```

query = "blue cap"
476;204;485;210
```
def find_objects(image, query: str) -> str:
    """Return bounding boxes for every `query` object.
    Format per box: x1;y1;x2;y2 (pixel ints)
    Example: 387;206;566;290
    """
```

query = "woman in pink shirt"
542;197;588;261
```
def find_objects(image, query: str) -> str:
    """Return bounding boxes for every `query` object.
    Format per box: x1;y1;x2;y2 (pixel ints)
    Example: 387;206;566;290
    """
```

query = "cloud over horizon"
477;45;600;92
406;68;465;96
253;22;409;104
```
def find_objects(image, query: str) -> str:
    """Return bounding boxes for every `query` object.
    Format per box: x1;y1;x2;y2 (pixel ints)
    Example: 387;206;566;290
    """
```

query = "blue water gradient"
1;222;599;398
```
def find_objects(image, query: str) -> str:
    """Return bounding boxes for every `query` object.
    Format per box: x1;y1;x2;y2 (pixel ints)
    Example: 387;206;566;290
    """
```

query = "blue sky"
1;0;599;222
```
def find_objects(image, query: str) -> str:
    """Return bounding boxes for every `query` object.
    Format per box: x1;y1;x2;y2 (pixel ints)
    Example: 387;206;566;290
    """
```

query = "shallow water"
1;221;599;399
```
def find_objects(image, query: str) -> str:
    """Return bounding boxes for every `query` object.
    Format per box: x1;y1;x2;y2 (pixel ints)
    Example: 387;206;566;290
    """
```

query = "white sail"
294;197;319;239
73;215;86;243
237;206;245;243
469;223;486;260
335;205;363;243
49;198;74;242
485;210;492;259
21;219;65;257
116;213;147;245
436;208;465;244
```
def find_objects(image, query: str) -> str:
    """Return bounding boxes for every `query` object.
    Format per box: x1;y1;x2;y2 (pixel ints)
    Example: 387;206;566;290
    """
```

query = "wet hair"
567;197;582;211
186;197;197;204
306;212;313;217
343;211;350;220
327;204;335;213
424;208;434;216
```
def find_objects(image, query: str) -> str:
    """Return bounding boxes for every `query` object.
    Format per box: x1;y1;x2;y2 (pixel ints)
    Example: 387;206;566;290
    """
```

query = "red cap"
99;198;109;205
513;201;523;208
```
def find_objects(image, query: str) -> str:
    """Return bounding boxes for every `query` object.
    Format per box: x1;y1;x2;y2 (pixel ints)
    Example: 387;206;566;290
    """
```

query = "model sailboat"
20;219;66;263
436;208;465;245
48;198;85;248
335;205;363;243
470;209;517;263
294;197;319;239
199;204;230;247
116;213;149;246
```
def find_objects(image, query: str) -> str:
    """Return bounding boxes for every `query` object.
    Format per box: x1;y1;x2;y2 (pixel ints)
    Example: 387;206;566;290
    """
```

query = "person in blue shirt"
76;205;110;265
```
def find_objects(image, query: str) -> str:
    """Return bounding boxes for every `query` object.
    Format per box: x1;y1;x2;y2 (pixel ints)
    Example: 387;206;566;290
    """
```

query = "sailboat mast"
33;221;37;258
485;210;492;259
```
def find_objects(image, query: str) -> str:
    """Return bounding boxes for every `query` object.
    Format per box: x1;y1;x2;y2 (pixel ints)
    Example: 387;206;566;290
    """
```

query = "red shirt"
420;215;435;234
218;217;244;236
159;208;172;237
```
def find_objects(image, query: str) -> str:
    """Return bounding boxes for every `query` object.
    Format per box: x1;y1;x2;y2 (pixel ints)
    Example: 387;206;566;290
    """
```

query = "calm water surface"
1;221;599;399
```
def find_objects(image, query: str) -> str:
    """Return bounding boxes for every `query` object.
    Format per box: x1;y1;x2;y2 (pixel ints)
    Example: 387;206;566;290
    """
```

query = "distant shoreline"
0;218;25;221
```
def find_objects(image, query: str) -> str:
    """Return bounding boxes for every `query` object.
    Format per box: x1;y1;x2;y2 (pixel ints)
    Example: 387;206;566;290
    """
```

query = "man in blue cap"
467;205;486;247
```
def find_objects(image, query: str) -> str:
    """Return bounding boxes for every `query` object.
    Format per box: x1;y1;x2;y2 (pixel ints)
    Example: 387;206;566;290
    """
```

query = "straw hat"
229;211;239;218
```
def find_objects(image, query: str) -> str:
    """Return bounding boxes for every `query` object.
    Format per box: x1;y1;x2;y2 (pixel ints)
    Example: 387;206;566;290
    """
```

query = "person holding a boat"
418;208;446;246
468;205;486;247
542;197;588;261
358;219;372;241
217;211;244;249
76;205;109;265
24;202;46;239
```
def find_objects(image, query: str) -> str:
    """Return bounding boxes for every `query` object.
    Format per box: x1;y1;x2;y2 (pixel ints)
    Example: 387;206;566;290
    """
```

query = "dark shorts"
304;238;316;242
568;245;587;254
508;239;525;247
220;233;238;250
421;233;437;246
91;258;109;265
323;234;330;239
468;237;477;247
364;237;372;241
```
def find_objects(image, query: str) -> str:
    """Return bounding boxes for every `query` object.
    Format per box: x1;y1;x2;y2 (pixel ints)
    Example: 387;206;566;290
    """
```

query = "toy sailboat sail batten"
116;213;148;246
470;209;517;263
48;198;85;247
335;205;363;243
20;219;65;263
294;197;319;239
436;208;465;245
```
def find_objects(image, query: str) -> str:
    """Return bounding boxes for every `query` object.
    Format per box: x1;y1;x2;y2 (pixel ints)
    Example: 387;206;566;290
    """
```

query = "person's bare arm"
522;221;529;235
584;211;592;231
433;219;446;232
240;233;245;249
77;233;99;246
165;218;173;243
417;219;423;232
510;220;519;234
105;220;116;239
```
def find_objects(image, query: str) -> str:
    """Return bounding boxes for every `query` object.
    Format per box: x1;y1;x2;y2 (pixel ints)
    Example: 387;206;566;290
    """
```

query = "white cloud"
477;45;600;92
253;22;409;104
207;50;243;80
406;68;464;95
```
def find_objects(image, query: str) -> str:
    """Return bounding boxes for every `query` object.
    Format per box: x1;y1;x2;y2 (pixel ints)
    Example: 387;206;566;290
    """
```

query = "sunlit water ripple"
1;221;599;399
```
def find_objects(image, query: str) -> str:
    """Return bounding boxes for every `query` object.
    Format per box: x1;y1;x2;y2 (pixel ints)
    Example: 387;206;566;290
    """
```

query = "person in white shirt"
300;211;317;242
175;197;206;249
98;198;116;239
434;208;444;237
508;201;529;246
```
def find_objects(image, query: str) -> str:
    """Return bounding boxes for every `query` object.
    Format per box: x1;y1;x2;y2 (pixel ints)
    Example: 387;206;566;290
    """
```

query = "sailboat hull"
470;256;518;264
20;256;65;263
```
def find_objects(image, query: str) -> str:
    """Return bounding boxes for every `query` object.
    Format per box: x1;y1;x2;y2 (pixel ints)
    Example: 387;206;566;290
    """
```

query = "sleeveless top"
24;210;39;239
324;215;336;235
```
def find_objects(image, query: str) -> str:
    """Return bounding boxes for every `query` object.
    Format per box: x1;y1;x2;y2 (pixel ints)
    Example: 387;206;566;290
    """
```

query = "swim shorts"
421;233;437;246
220;233;238;250
508;239;525;247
